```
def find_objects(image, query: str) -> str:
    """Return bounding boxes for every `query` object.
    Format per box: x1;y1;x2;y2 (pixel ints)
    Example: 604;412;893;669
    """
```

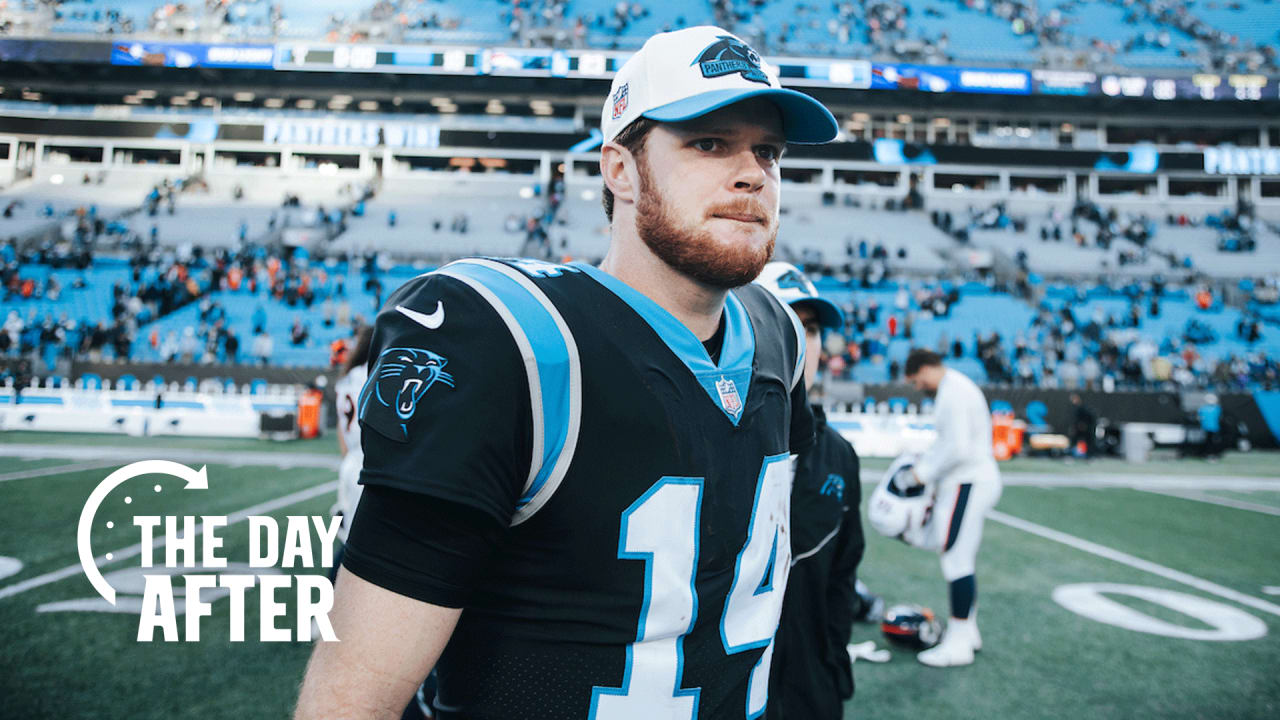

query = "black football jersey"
356;257;814;720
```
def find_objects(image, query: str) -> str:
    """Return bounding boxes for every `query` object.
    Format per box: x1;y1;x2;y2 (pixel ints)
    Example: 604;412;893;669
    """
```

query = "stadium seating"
2;169;186;239
1192;0;1280;47
777;201;954;273
334;176;544;260
0;260;132;328
133;175;356;248
11;0;1275;74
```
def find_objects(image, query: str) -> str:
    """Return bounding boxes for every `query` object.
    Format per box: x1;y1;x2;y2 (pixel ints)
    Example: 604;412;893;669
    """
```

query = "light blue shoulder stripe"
435;259;581;525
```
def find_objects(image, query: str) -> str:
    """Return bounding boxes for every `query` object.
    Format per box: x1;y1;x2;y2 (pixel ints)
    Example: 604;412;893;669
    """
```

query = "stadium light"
296;99;316;109
136;89;157;99
233;92;255;102
358;101;379;112
123;95;142;105
170;96;189;106
263;98;285;108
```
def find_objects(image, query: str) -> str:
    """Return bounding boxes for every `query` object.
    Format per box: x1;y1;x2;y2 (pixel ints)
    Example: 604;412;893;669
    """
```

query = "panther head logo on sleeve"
360;347;455;439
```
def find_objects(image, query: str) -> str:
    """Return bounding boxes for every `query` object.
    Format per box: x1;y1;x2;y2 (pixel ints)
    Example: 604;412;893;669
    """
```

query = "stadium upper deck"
2;0;1277;74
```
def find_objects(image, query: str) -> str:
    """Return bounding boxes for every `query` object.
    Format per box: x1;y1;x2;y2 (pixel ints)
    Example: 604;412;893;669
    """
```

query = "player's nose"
729;148;766;192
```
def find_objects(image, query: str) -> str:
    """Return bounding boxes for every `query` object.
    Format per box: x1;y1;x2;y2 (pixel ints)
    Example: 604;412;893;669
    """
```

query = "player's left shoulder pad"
358;268;520;445
739;282;806;390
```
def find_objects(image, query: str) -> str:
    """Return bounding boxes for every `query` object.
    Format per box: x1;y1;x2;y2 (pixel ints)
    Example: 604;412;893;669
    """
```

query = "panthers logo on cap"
693;35;769;85
360;347;455;439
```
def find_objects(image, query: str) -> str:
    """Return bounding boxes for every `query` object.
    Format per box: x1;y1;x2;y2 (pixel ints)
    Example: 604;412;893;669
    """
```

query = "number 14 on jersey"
590;454;793;720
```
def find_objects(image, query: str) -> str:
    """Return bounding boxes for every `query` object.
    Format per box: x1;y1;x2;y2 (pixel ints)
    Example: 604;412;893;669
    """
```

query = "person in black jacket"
758;262;865;720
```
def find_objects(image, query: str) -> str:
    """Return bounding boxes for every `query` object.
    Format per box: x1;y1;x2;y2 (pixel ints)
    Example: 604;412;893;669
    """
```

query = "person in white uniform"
331;326;373;551
904;349;1002;667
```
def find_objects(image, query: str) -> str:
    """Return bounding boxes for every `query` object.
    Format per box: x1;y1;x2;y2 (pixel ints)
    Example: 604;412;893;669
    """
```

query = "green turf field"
1;432;1277;719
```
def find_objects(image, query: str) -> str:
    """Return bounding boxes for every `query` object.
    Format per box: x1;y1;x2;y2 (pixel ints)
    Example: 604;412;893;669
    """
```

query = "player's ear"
600;141;638;207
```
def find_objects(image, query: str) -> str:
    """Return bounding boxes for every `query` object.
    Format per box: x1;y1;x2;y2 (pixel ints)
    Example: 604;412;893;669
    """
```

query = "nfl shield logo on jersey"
715;376;742;419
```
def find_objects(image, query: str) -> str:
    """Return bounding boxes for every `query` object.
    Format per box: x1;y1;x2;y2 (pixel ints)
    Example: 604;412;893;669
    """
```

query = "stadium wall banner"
262;119;440;149
69;360;337;393
4;39;1277;102
1251;391;1280;446
56;364;1280;449
109;41;275;69
1203;147;1280;176
847;384;1279;449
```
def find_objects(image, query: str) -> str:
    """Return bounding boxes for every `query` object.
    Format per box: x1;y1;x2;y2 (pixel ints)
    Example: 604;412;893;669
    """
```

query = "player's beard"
635;158;777;289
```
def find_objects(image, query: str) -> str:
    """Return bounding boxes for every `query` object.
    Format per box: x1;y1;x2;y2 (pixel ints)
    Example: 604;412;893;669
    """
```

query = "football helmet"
867;453;936;549
881;603;942;650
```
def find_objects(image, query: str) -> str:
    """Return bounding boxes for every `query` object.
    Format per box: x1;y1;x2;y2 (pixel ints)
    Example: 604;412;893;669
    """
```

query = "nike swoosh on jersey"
396;301;445;329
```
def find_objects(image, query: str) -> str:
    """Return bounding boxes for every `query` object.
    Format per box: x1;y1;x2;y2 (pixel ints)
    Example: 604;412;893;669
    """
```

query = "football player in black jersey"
294;25;838;720
757;263;865;720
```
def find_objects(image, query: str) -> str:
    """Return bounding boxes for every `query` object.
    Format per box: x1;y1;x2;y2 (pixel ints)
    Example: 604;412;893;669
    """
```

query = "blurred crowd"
810;274;1278;393
0;237;376;372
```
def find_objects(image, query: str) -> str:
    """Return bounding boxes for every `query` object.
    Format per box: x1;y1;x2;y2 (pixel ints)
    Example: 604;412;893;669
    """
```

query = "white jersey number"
590;455;792;720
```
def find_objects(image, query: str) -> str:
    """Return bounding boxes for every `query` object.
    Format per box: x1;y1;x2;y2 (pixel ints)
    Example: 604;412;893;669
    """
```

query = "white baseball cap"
756;261;845;330
601;26;838;145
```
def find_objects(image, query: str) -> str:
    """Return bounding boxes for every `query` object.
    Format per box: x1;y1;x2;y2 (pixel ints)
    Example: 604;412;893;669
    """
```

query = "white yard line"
0;481;336;601
0;460;123;483
1138;488;1280;517
857;470;1280;491
1;444;341;471
996;473;1280;491
988;510;1280;619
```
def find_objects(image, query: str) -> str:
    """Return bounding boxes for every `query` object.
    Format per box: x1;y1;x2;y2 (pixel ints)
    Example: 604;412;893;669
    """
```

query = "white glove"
847;640;891;664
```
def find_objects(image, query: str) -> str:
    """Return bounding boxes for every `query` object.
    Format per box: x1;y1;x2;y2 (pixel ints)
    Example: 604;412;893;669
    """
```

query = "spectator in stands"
252;330;273;366
178;327;198;363
225;331;240;364
252;304;267;335
1198;394;1223;459
290;315;310;347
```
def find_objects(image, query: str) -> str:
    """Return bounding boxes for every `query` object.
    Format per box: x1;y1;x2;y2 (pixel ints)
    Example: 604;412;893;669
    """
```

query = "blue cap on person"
601;25;839;145
756;261;846;331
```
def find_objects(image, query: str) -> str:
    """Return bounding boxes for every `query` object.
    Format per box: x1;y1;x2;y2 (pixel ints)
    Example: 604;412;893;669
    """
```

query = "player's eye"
693;138;722;153
756;145;783;163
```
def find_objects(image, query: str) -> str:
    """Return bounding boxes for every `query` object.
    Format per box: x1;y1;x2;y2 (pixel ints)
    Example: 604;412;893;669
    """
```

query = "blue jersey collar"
572;262;755;425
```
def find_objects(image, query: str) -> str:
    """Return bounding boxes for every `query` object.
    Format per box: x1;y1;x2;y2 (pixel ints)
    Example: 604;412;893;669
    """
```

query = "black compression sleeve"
341;485;507;609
